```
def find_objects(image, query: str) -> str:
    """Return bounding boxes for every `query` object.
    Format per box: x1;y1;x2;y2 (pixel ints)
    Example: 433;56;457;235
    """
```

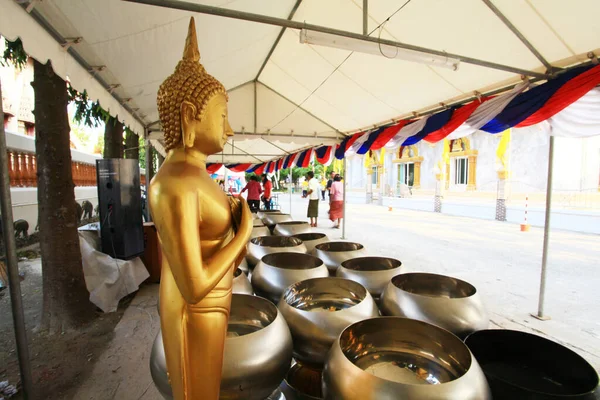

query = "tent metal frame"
124;0;548;79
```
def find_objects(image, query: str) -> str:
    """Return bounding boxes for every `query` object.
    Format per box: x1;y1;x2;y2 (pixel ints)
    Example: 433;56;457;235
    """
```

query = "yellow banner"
364;151;372;168
379;147;386;165
496;129;511;171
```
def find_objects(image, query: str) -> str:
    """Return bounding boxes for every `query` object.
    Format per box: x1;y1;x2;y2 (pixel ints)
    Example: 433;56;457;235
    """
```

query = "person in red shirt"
241;175;262;212
261;174;273;210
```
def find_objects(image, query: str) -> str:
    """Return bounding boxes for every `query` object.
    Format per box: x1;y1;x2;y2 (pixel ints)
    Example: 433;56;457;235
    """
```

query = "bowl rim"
228;294;280;342
340;256;402;272
260;252;325;270
389;272;478;299
281;277;370;312
291;232;328;241
335;316;475;387
283;362;323;400
315;241;365;252
250;235;304;247
464;328;600;396
276;221;311;226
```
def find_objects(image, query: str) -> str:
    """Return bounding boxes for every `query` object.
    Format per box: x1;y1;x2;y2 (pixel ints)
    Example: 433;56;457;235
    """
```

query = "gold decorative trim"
392;156;424;163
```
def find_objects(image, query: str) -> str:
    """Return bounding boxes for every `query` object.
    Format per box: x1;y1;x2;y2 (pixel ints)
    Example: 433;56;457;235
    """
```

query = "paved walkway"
281;195;600;369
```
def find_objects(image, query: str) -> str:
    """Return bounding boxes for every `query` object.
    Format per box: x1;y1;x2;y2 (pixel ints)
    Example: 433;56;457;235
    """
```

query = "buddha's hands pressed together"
230;197;253;266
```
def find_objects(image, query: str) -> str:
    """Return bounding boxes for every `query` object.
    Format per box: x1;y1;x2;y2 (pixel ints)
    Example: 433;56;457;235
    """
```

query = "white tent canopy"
1;0;599;163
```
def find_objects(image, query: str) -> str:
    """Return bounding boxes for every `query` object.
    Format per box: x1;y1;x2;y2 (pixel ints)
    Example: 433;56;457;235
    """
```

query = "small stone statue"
82;200;93;220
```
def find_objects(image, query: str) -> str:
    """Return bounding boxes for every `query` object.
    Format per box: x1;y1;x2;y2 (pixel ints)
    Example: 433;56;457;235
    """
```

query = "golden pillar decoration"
149;18;252;400
467;155;477;191
414;162;422;189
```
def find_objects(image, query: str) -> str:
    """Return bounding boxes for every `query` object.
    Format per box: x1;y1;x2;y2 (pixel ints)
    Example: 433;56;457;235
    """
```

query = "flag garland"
209;63;600;174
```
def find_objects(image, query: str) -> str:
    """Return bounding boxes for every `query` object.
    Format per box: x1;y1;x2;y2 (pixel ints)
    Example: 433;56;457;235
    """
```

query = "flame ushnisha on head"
157;17;227;151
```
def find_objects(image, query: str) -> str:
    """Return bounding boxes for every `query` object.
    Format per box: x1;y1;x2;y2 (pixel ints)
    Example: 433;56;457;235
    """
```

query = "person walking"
306;171;320;227
320;176;327;200
329;174;344;228
241;175;262;212
326;172;335;200
261;174;273;210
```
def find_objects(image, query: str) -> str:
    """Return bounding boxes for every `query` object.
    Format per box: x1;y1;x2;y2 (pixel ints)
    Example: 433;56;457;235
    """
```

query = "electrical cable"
268;0;414;132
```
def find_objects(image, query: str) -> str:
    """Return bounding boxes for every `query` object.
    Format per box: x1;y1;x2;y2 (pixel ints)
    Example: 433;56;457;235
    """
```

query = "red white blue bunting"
207;63;600;174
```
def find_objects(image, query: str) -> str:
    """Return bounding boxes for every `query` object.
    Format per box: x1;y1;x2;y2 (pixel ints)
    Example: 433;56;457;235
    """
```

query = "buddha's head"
157;17;233;154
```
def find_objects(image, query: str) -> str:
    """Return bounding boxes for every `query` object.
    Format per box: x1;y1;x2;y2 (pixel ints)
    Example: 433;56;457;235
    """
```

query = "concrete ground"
73;283;163;400
281;195;600;369
75;193;599;398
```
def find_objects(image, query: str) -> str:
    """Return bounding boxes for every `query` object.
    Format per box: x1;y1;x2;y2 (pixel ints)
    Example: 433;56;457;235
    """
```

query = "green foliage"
70;124;91;149
1;38;28;70
94;134;104;155
138;136;146;168
66;85;110;128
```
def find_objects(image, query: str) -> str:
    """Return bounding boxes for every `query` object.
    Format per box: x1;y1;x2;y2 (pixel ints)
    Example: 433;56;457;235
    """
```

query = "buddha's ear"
181;100;197;148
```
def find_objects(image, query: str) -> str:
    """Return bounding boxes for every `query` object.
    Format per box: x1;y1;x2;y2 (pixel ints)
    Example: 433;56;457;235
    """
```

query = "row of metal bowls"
152;269;599;399
151;211;598;399
248;215;599;399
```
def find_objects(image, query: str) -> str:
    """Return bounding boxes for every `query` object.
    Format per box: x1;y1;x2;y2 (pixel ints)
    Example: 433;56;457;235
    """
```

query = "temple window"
398;163;415;186
371;165;379;186
454;157;468;185
447;138;478;191
393;145;423;191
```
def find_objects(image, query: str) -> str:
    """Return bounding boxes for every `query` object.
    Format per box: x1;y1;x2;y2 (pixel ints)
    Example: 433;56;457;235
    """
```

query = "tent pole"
533;135;554;321
253;81;257;134
342;157;347;240
0;80;34;399
145;130;155;221
124;0;547;79
363;0;368;35
289;168;292;216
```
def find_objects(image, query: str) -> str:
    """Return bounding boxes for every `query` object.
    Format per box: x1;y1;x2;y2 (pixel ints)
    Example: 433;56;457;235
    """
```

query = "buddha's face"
181;93;233;155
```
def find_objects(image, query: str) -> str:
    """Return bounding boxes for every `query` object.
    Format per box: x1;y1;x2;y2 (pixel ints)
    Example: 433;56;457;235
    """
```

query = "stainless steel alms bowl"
291;233;329;254
250;225;271;240
262;213;293;227
257;210;282;220
232;267;253;295
322;317;491;400
246;236;307;267
238;257;249;274
251;252;329;303
313;242;367;275
274;221;312;237
465;329;600;400
277;277;379;366
380;272;488;339
280;363;324;400
150;294;293;400
337;257;402;299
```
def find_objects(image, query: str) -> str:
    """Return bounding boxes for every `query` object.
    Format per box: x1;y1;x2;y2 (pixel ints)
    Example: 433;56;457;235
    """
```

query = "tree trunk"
103;116;124;158
124;129;139;159
33;59;95;333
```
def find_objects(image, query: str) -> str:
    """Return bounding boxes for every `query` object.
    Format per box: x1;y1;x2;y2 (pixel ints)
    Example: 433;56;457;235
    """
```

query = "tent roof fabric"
2;0;599;162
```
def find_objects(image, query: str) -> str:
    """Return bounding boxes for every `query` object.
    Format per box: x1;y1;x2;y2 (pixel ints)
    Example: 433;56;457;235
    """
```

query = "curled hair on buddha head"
157;17;228;151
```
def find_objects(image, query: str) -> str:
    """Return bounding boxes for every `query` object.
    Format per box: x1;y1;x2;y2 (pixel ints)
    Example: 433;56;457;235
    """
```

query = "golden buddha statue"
149;17;252;400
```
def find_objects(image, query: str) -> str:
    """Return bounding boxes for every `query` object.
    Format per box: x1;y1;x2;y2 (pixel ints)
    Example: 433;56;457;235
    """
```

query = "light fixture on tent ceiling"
299;29;460;71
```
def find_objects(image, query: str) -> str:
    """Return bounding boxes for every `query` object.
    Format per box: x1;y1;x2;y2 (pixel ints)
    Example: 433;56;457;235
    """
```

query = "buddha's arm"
154;192;252;304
